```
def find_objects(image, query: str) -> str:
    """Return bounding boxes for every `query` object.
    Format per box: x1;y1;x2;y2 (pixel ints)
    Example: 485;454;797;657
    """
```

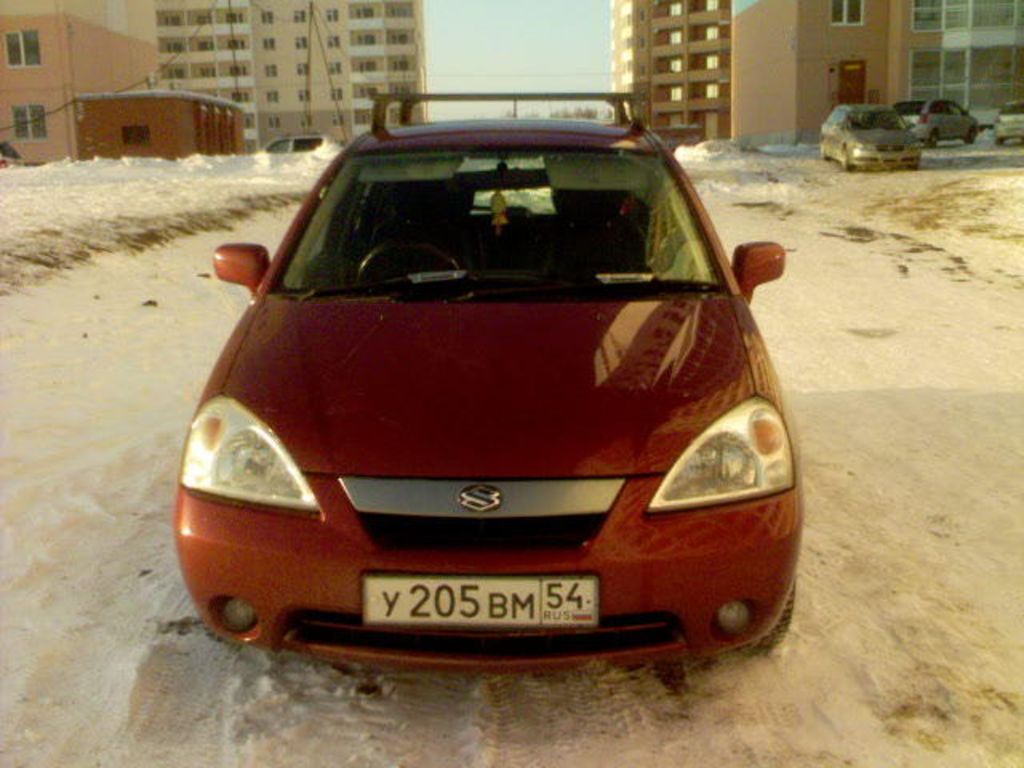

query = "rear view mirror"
732;242;785;302
214;243;269;295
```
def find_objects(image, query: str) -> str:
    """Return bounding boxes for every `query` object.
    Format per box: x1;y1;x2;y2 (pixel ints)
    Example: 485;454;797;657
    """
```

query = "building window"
669;2;683;15
354;32;377;45
351;6;376;19
265;64;278;77
326;8;340;22
670;57;683;73
12;104;47;139
294;10;307;23
195;39;214;51
196;65;215;78
912;0;942;29
298;89;310;102
910;49;941;99
707;0;720;9
387;31;411;44
355;109;371;124
331;87;344;101
328;35;341;48
157;13;183;27
328;61;343;74
356;60;378;72
670;86;683;101
706;25;720;39
971;0;1016;27
669;30;683;44
167;66;187;79
356;85;378;98
226;39;246;50
297;62;309;75
390;58;411;71
231;91;249;103
970;46;1014;108
392;84;414;95
161;40;186;54
831;0;864;24
261;10;274;24
228;65;247;76
122;125;151;146
386;3;414;17
707;83;720;98
296;36;308;49
262;38;275;50
224;11;245;24
267;90;279;103
268;115;281;128
707;54;719;69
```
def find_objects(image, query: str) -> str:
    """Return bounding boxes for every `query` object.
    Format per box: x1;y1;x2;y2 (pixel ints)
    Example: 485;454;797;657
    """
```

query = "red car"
175;94;801;671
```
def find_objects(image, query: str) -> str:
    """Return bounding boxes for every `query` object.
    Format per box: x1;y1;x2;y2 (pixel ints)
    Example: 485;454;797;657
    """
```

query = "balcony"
349;17;386;31
687;66;728;82
688;8;731;24
652;70;687;84
214;23;251;35
217;76;255;88
214;0;249;8
215;49;252;62
350;44;387;57
688;37;729;54
351;70;388;84
652;40;687;55
687;96;729;111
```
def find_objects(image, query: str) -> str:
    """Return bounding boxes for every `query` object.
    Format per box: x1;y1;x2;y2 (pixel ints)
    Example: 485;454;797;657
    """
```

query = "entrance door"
837;60;866;104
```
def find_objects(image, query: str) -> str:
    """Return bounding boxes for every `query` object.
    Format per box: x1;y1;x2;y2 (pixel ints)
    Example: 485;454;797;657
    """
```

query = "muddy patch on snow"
0;192;304;294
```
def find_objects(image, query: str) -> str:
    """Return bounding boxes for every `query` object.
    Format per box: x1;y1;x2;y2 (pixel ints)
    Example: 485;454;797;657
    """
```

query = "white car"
262;135;340;154
994;101;1024;146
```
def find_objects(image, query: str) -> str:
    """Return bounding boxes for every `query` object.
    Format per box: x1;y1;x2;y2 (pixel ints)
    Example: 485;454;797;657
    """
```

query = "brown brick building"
75;91;244;159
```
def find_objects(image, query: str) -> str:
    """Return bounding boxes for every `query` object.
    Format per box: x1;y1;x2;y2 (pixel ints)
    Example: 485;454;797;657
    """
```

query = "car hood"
221;295;754;477
849;128;917;145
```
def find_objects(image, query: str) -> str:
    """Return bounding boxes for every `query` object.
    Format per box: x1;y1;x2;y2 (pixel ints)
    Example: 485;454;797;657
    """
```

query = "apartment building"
155;0;425;151
732;0;1023;145
612;0;733;142
0;0;158;163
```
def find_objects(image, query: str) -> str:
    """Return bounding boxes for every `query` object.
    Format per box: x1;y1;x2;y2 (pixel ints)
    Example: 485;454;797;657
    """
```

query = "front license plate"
363;574;599;629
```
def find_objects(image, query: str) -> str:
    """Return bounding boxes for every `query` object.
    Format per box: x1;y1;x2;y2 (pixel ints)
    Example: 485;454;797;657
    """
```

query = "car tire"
965;127;977;145
752;585;795;652
926;131;939;148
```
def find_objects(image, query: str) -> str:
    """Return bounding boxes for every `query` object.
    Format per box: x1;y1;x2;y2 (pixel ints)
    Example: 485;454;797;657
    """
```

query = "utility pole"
305;1;314;129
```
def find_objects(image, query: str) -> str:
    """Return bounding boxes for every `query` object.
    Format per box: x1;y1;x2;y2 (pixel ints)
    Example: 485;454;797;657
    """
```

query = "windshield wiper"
284;271;569;302
451;277;720;301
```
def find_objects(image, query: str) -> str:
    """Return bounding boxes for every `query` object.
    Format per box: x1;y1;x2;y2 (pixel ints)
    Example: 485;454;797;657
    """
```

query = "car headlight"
648;398;794;512
180;396;318;512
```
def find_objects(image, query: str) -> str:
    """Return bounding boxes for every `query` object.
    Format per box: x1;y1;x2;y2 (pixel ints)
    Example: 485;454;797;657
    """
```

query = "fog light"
716;600;752;635
221;597;258;633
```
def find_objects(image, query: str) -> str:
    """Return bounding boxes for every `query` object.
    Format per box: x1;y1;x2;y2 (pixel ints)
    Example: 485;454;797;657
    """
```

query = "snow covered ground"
1;140;1022;767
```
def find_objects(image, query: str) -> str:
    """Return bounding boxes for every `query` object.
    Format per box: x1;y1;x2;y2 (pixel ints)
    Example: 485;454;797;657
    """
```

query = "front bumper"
995;124;1024;141
175;476;802;671
849;146;921;169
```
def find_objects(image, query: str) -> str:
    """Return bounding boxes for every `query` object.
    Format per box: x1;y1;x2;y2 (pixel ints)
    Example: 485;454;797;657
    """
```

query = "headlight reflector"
181;396;318;512
649;398;793;512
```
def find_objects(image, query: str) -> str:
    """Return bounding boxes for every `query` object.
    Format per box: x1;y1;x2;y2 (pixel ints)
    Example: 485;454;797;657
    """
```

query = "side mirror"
214;243;269;295
732;242;785;302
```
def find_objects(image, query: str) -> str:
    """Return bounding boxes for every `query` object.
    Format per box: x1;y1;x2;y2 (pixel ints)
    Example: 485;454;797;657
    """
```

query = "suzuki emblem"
458;484;503;513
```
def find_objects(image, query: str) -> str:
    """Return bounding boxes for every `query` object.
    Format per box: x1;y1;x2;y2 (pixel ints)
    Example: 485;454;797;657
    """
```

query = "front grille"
287;611;682;657
877;145;904;152
359;512;606;549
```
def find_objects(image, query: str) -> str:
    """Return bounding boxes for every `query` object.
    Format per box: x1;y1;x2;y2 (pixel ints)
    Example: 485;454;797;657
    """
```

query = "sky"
423;0;614;120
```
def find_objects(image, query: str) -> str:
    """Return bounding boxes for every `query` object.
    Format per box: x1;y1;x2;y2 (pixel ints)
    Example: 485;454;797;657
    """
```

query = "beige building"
0;0;158;163
155;0;425;151
732;0;1023;145
612;0;733;142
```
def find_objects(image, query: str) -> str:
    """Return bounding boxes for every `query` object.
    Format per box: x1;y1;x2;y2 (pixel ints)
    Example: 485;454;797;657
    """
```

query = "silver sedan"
820;105;922;172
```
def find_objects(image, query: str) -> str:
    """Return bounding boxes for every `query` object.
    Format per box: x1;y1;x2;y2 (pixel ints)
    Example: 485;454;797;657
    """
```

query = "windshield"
279;150;719;294
848;110;906;131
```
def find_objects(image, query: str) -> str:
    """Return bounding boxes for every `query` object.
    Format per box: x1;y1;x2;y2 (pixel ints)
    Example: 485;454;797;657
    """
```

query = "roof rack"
371;92;645;137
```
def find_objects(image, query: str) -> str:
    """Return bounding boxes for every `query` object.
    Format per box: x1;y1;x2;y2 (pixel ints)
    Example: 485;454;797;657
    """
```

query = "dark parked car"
175;93;802;671
893;99;979;146
0;141;25;169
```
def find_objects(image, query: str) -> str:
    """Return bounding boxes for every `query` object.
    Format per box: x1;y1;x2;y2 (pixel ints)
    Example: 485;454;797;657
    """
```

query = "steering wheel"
356;240;460;284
